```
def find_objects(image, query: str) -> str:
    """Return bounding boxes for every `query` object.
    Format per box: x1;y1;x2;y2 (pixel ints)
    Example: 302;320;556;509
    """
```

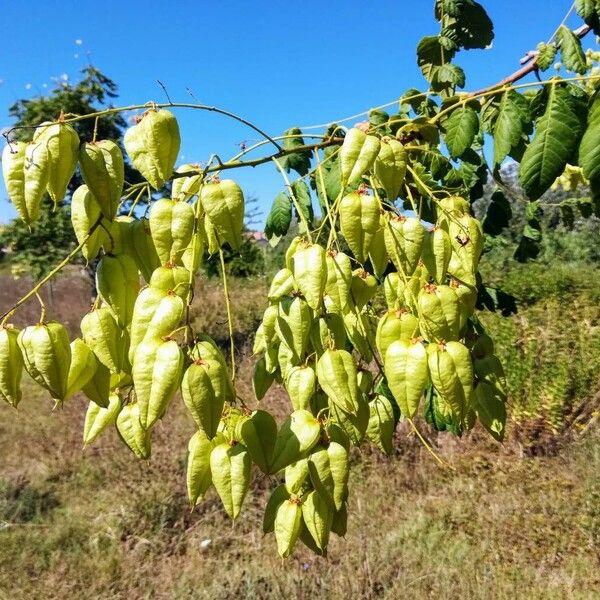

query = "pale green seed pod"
210;442;251;520
339;127;381;186
316;348;359;415
270;410;321;474
71;185;107;261
130;218;161;283
172;164;203;202
301;490;333;553
96;254;141;327
149;198;195;264
292;243;327;310
83;393;122;446
187;429;213;507
285;365;316;411
124;108;181;190
239;410;277;474
0;325;23;407
81;307;127;374
64;338;98;400
115;402;151;459
373;137;407;201
17;321;71;401
274;498;303;558
79;140;124;220
23;141;51;223
149;264;191;298
200;179;245;250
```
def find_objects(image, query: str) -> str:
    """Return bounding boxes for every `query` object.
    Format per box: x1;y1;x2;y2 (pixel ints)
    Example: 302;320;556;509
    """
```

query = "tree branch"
469;23;592;97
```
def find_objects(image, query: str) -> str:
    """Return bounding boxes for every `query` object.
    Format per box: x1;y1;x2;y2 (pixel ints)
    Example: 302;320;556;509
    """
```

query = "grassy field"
1;265;600;598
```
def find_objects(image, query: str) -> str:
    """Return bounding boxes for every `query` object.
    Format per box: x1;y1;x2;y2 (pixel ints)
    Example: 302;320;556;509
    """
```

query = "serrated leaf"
557;26;588;74
579;91;600;180
432;64;466;91
575;0;600;35
264;192;292;246
492;90;531;167
482;190;512;236
279;128;311;176
454;1;494;49
417;36;456;83
519;83;587;200
444;104;479;158
291;180;313;231
536;43;557;72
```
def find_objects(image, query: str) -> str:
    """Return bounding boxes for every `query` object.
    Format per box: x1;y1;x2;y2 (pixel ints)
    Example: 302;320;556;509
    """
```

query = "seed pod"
418;283;460;343
277;342;298;381
404;265;428;313
115;402;151;459
366;395;395;455
274;498;303;558
2;141;44;225
325;251;352;312
187;429;213;507
210;442;251;520
191;336;235;401
339;127;381;186
263;484;291;534
293;243;327;310
308;446;335;508
144;292;184;342
83;393;122;447
200;179;244;250
473;382;507;442
375;309;419;359
374;137;407;201
436;195;471;226
149;264;191;299
422;227;451;284
124;108;180;190
82;361;111;408
285;365;316;411
182;229;204;275
71;185;107;261
368;224;389;278
64;338;98;401
81;307;127;374
252;357;275;400
239;409;277;473
445;214;484;281
383;272;406;309
427;341;473;422
384;339;428;419
22;141;51;223
316;348;359;415
327;440;349;510
349;269;378;309
35;122;79;205
261;305;279;344
339;191;380;264
79;140;124;220
133;339;183;429
270;410;321;474
276;296;311;363
106;215;134;255
181;354;229;438
172;164;203;201
149;198;195;264
130;218;161;282
301;490;333;553
357;369;373;394
201;213;221;255
328;395;369;445
96;254;140;327
0;325;23;407
451;279;477;332
384;215;425;276
18;321;71;401
268;268;295;302
341;309;374;363
309;314;347;357
285;236;303;271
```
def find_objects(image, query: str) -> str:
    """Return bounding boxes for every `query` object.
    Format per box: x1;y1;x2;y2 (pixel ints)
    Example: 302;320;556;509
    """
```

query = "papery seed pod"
35;122;79;205
79;140;124;220
339;191;380;264
285;365;316;411
96;254;140;327
71;185;107;261
327;440;349;511
0;325;23;407
292;243;327;310
274;498;303;558
130;218;161;283
366;395;395;455
210;442;251;520
270;410;321;474
384;215;425;276
239;410;277;474
252;356;275;400
64;338;98;401
115;401;151;459
172;163;203;202
328;396;369;446
368;223;389;278
83;393;122;447
81;307;127;374
22;141;51;223
268;268;296;302
375;309;419;360
124;108;180;190
149;264;191;299
316;349;360;415
339;127;381;186
301;490;333;553
349;269;378;309
2;141;35;225
374;137;407;201
421;227;452;285
263;484;291;534
149;198;195;265
276;296;311;363
324;251;352;312
187;429;213;507
417;283;460;343
200;179;244;250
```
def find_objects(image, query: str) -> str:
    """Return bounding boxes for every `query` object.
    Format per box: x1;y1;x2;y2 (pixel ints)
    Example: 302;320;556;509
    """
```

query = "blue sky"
0;0;583;225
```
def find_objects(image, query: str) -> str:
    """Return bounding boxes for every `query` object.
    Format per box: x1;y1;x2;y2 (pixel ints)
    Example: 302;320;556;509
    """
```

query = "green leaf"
575;0;600;35
443;104;479;158
454;1;494;50
291;180;313;230
482;190;512;236
279;128;311;176
536;43;557;72
514;201;542;262
579;91;600;180
417;36;455;83
519;83;587;200
264;192;292;246
492;90;531;167
431;64;466;92
557;26;588;74
476;285;517;316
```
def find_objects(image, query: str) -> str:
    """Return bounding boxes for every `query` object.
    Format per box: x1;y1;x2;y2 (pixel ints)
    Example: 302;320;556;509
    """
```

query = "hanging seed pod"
263;484;291;534
374;137;407;201
324;251;352;312
130;218;161;283
301;490;333;553
268;268;296;302
173;163;203;201
0;324;23;407
83;393;122;447
349;269;378;309
187;429;214;507
149;263;191;299
239;410;277;474
292;243;327;310
96;254;140;327
368;223;389;278
79;140;124;220
200;179;245;250
375;309;420;359
285;365;317;411
384;215;425;276
71;185;107;261
64;338;98;401
339;126;381;186
316;348;359;415
81;307;127;374
274;497;303;558
149;198;195;264
421;227;452;284
339;191;380;264
124;108;181;190
115;402;151;459
270;410;321;474
366;395;395;455
417;284;460;343
276;296;312;363
210;442;251;520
